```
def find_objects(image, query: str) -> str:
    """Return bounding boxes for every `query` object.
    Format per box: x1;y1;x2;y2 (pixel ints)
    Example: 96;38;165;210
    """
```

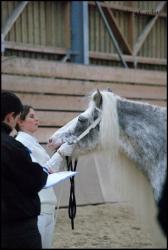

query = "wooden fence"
2;56;166;145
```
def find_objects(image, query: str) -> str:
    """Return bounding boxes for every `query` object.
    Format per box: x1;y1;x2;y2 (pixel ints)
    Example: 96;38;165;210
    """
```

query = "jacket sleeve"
2;139;48;194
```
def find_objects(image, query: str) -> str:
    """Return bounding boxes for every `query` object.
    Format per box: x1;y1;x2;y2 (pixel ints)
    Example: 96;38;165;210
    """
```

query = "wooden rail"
2;56;166;143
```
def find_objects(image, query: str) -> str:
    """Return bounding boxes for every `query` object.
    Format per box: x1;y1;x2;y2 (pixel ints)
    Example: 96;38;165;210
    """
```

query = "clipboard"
43;171;78;189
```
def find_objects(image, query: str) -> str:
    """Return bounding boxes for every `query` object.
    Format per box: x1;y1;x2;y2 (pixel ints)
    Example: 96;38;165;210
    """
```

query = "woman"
15;105;75;248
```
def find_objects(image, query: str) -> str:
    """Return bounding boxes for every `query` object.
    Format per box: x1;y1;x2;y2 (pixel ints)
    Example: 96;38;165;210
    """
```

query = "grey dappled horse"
48;89;167;204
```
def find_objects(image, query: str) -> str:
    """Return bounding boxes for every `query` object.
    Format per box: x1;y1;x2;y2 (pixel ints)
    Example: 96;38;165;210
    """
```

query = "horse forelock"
92;91;120;155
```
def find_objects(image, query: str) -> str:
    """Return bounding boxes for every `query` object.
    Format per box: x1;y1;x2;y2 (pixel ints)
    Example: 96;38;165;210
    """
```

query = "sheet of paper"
43;171;78;189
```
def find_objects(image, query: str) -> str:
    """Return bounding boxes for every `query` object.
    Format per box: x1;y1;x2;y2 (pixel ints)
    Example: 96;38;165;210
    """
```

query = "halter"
66;113;102;229
72;115;102;144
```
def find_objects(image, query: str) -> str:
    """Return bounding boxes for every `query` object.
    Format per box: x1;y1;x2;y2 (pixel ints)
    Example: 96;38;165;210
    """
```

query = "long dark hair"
15;105;33;131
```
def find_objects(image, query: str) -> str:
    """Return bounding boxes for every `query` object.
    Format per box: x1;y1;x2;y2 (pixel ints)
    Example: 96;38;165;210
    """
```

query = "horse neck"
116;99;166;197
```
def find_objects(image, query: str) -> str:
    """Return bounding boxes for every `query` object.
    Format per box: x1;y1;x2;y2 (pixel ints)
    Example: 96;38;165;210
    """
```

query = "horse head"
48;89;119;157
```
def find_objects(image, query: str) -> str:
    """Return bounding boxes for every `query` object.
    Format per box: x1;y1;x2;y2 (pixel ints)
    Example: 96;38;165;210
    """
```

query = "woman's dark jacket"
1;122;48;224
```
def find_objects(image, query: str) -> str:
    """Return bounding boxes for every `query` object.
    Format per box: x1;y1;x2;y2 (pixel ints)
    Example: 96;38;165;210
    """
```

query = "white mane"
91;91;120;157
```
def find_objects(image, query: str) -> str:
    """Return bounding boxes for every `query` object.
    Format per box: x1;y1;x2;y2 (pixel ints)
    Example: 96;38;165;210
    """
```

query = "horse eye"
93;112;98;120
78;115;87;122
93;109;100;120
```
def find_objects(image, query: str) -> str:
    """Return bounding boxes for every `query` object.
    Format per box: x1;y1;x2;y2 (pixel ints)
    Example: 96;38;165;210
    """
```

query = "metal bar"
102;2;132;54
1;1;29;54
1;34;5;54
71;1;89;64
2;1;29;38
3;41;79;56
95;1;128;68
133;1;167;57
61;54;70;63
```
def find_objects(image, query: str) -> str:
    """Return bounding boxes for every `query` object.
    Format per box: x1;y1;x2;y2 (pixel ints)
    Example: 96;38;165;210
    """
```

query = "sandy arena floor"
52;202;154;249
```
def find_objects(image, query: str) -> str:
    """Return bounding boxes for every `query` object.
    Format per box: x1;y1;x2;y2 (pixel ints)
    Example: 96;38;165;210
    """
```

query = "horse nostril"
49;138;52;143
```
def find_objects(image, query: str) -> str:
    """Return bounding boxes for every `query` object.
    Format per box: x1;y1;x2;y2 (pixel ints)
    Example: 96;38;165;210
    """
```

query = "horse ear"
94;89;102;108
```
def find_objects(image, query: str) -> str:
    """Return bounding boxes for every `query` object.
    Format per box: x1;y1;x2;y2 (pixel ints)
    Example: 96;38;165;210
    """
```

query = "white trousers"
38;210;56;249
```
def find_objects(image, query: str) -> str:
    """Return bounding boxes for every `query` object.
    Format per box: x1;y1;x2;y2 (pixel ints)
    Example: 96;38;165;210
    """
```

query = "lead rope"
66;156;78;230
